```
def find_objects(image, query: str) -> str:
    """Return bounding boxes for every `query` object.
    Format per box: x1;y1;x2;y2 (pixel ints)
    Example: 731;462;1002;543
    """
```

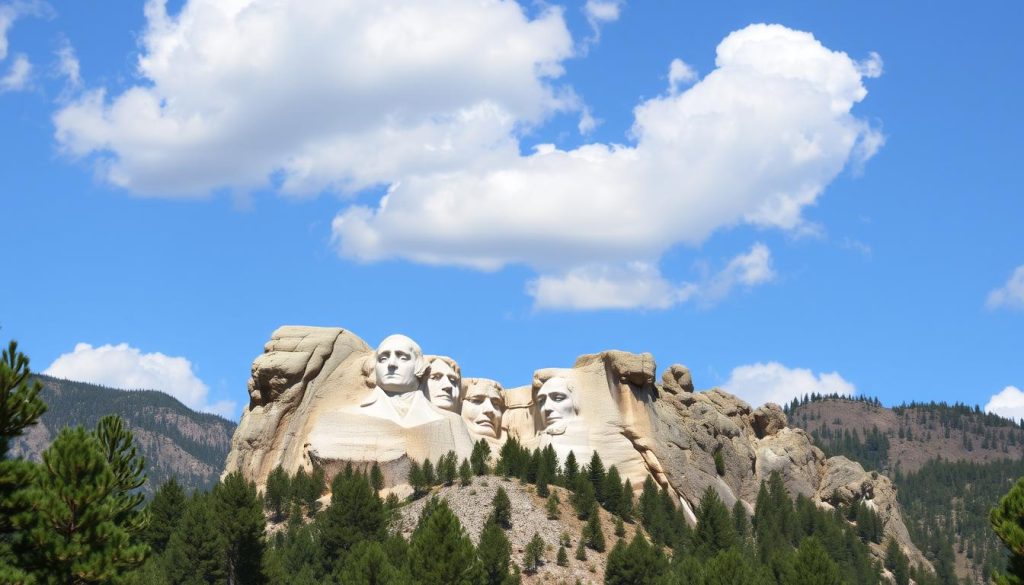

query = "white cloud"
43;342;236;418
667;58;697;93
985;386;1024;423
723;361;856;409
583;0;623;25
528;242;774;310
986;265;1024;311
578;106;599;135
55;37;80;89
0;52;29;92
53;0;575;196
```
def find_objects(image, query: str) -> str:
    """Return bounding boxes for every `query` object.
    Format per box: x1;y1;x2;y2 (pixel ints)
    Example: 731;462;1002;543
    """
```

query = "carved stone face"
425;358;460;412
374;334;422;394
537;377;577;432
461;381;505;438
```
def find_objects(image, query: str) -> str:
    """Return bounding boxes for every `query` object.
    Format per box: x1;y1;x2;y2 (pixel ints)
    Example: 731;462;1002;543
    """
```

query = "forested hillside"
787;395;1024;584
10;374;235;493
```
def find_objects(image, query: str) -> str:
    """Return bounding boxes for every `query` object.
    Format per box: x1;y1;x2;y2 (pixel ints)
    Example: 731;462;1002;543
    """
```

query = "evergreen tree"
213;471;267;585
459;458;473;487
335;540;404;585
408;460;427;498
604;531;668;585
265;465;291;521
0;341;47;457
603;465;624;515
714;450;726;476
541;445;559;484
408;498;481;584
163;492;226;585
791;537;842;585
574;537;587;561
572;474;597;519
422;459;436;486
563;451;579;486
620;479;634;523
614;516;625;537
470;439;491;476
556;545;568;567
523;533;545;574
732;499;749;543
478;518;512;585
440;451;458;486
526;449;541;484
546;491;561;520
143;477;186;554
492;486;512;529
584;505;606;552
318;470;385;566
536;460;550;497
991;476;1024;584
694;486;736;557
588;451;606;503
638;476;659;532
884;538;911;585
369;462;384;492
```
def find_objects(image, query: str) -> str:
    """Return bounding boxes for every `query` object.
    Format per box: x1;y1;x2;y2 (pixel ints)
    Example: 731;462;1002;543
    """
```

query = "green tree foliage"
884;538;911;585
492;486;512;529
694;486;736;557
523;533;544;574
571;474;597;519
408;460;427;498
563;451;579;486
791;536;842;585
470;439;491;476
334;540;404;585
369;462;384;492
535;458;550;497
143;477;186;554
620;479;634;523
603;465;623;515
291;466;324;516
422;459;436;486
459;458;472;487
574;537;587;561
439;451;458;486
556;545;568;567
213;471;267;585
478;518;512;585
614;516;625;537
732;499;749;543
0;341;47;457
265;465;291;521
605;531;668;585
318;469;385;567
583;505;606;552
714;450;726;476
546;491;560;520
163;492;227;585
587;451;606;503
495;437;529;479
407;498;481;584
991;476;1024;584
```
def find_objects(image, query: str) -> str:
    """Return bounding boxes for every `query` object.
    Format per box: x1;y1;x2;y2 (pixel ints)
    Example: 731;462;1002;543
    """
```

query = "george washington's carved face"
425;358;460;412
374;334;423;394
461;380;505;438
537;376;577;433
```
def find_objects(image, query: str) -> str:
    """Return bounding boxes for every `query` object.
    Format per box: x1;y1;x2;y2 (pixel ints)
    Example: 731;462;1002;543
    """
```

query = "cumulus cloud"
53;0;575;196
0;1;50;93
986;266;1024;311
528;242;774;310
53;7;881;310
581;0;623;47
44;342;236;418
723;361;856;408
985;386;1024;423
0;52;29;91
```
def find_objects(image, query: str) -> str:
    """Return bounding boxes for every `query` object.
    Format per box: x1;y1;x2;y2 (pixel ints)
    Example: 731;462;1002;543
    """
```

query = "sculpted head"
535;376;579;434
374;334;425;394
423;356;461;412
461;379;505;439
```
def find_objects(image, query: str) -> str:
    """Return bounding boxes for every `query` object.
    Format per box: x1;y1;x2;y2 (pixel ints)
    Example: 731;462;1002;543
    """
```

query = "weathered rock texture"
225;325;928;570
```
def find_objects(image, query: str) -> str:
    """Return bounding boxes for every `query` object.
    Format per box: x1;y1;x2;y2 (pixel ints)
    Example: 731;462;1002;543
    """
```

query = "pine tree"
526;449;541;484
604;531;668;585
546;491;561;520
603;465;623;515
370;461;385;492
732;499;749;543
213;471;267;585
335;540;404;585
792;537;842;585
265;464;291;521
885;538;911;585
318;469;386;565
620;479;634;523
536;460;550;497
440;450;458;486
408;498;481;584
409;460;427;498
459;458;473;487
523;533;545;574
563;451;579;485
143;477;186;554
556;545;569;566
471;439;491;476
574;537;587;560
614;516;625;537
714;449;726;476
423;459;436;486
584;504;606;552
492;486;512;529
478;517;512;585
0;341;47;457
991;476;1024;584
588;451;606;503
163;492;226;585
694;486;736;557
572;474;597;519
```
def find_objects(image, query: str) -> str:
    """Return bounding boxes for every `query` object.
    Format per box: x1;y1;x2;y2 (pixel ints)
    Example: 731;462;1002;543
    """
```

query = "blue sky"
1;1;1021;421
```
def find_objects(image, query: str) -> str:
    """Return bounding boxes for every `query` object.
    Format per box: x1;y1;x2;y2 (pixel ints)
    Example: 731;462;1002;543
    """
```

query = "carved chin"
545;422;567;435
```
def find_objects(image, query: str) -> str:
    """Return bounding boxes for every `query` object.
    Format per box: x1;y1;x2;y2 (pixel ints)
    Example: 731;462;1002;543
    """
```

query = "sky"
1;1;1021;421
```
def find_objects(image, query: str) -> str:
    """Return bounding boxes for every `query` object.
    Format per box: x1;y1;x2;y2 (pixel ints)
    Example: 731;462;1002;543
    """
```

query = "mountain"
787;395;1024;584
10;374;236;495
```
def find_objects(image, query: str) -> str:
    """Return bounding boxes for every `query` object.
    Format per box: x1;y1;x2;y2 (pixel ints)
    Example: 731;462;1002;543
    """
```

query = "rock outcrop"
224;325;928;570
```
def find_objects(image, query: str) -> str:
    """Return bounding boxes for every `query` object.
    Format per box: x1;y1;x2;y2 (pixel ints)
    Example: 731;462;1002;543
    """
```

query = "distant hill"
787;395;1024;584
10;374;236;495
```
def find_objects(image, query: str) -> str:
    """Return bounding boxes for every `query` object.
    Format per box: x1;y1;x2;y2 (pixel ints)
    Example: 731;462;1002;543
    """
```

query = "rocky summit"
225;325;928;569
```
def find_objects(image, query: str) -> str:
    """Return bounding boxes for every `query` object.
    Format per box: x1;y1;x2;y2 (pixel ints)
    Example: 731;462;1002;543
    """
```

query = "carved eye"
448;375;458;384
431;373;443;380
550;392;567;402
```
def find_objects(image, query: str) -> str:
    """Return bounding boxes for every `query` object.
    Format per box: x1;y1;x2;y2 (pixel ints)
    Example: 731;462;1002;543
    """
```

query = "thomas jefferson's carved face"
374;334;422;394
425;359;459;412
461;381;505;438
537;377;577;432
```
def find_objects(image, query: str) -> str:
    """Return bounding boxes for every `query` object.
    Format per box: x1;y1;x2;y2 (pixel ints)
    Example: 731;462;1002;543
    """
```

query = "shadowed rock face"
224;325;929;570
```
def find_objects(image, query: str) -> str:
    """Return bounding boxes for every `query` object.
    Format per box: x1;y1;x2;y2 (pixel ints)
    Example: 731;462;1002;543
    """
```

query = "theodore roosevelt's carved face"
461;380;505;438
537;377;577;432
374;334;422;394
425;358;460;412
